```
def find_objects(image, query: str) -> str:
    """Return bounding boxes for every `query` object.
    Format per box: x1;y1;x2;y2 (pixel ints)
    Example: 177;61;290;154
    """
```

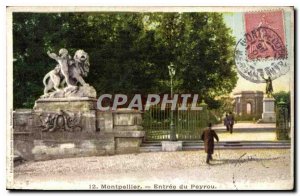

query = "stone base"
13;107;146;161
262;112;276;123
161;141;183;152
115;137;143;154
114;130;145;154
33;97;97;133
32;137;115;161
276;131;290;140
261;97;276;123
41;85;97;99
33;97;97;112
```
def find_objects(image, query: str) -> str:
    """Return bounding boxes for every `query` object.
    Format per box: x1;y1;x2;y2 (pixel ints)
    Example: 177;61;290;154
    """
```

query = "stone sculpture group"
13;47;145;162
42;48;96;98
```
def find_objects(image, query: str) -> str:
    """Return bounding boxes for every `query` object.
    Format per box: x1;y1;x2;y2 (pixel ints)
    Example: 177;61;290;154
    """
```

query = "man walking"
228;112;235;134
224;114;229;131
201;123;219;164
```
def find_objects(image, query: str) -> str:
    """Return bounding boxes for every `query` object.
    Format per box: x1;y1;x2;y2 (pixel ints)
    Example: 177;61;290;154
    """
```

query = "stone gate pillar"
112;109;145;154
276;99;289;140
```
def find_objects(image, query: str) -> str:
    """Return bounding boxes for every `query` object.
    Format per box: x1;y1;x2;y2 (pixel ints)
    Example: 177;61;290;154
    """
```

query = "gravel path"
11;149;293;190
215;131;276;141
213;123;276;129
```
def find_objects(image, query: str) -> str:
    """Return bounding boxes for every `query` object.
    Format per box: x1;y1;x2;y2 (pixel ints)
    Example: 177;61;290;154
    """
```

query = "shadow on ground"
207;156;280;167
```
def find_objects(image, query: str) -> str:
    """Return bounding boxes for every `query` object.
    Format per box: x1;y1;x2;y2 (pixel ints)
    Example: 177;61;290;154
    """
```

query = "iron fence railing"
142;103;208;141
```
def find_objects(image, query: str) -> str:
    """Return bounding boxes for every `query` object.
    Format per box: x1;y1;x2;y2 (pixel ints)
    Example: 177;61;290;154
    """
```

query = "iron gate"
142;103;208;141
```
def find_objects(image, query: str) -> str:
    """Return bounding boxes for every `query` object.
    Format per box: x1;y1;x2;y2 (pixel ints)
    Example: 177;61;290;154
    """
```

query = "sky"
223;11;293;94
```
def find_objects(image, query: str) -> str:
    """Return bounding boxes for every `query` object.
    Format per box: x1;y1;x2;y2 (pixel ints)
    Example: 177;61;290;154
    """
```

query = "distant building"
233;91;264;120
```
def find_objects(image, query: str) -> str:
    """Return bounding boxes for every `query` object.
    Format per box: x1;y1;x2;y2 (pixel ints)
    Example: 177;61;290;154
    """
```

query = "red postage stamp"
244;11;286;60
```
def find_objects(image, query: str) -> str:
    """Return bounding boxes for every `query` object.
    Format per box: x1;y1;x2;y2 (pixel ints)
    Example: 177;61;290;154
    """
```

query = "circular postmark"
235;26;289;83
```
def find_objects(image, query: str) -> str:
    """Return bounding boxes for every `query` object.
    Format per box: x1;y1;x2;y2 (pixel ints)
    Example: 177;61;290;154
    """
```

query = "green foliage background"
13;12;238;109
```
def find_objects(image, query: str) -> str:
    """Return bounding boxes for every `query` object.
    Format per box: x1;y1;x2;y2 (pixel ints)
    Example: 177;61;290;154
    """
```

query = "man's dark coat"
201;128;219;154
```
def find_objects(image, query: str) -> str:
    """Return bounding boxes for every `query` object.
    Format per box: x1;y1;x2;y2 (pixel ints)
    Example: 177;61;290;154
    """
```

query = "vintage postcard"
6;6;294;190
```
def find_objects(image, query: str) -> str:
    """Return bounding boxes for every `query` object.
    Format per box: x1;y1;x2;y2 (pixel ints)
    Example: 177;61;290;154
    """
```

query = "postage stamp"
244;10;286;60
234;10;289;83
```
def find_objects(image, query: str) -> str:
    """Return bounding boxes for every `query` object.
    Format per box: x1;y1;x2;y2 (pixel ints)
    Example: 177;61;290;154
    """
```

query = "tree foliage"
13;12;237;109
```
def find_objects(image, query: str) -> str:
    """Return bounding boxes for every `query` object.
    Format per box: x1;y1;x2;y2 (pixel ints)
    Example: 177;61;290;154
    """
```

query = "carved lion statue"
68;49;90;86
42;49;90;97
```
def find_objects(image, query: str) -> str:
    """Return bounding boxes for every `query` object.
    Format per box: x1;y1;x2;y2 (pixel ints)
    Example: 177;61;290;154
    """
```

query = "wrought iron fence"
142;103;208;141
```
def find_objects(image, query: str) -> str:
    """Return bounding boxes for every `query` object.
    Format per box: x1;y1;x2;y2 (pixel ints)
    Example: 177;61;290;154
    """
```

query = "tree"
13;12;163;108
13;12;237;109
13;13;70;108
148;13;238;107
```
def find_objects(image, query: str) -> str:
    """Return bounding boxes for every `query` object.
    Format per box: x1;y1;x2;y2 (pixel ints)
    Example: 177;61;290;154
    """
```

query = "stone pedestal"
34;97;97;112
261;97;276;123
112;109;145;154
33;97;98;132
161;141;183;152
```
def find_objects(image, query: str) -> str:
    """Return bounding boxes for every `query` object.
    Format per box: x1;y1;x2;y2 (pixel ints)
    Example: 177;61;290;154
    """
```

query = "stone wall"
13;109;35;161
13;103;145;162
32;137;115;161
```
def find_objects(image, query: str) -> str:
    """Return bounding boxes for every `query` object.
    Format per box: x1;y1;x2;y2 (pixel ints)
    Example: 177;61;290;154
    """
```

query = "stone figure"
47;48;73;87
261;75;273;97
41;48;95;98
69;49;90;86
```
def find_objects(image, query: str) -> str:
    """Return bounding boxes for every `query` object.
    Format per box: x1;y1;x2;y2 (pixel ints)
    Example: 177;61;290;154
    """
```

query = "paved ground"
11;149;293;190
212;122;280;141
215;130;276;141
213;122;276;130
